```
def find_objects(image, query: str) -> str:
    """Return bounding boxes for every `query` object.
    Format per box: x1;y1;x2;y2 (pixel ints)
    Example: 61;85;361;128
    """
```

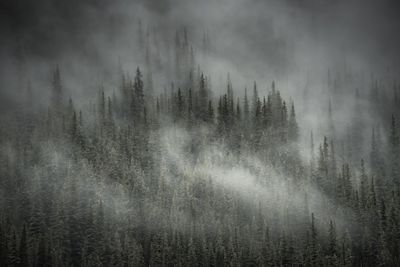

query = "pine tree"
380;198;387;231
51;66;63;109
110;232;123;267
18;225;28;267
288;102;299;142
377;228;391;266
207;100;214;123
125;237;144;267
36;236;50;267
252;81;258;117
99;88;106;123
360;159;368;211
370;128;386;193
235;97;241;121
67;176;82;267
328;98;336;140
7;229;19;267
134;67;145;121
145;47;154;104
198;73;208;121
310;213;318;266
177;88;185;121
327;220;339;266
243;87;249;121
187;237;198;267
187;88;194;127
149;232;164;266
389;115;400;188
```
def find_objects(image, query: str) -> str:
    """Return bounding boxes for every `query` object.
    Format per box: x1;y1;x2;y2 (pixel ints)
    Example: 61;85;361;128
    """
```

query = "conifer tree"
18;225;28;267
288;102;299;142
51;66;63;109
252;81;258;117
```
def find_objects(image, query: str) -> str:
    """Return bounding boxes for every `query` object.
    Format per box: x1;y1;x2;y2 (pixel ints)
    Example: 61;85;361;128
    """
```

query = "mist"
1;0;400;266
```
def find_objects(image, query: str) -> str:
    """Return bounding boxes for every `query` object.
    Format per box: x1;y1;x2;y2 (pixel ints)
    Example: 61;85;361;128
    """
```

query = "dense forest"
2;1;400;267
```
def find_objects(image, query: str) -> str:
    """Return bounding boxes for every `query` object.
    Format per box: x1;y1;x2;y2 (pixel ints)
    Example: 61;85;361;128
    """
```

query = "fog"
2;0;399;141
1;0;400;266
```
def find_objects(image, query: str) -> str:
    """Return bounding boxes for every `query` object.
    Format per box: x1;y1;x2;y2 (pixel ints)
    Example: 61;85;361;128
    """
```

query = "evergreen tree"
251;81;258;117
288;102;299;142
134;67;145;121
51;66;63;109
18;225;28;267
389;115;400;188
7;230;19;267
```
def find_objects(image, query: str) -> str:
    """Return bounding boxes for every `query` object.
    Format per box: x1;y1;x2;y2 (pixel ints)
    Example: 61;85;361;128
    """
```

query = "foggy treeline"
2;1;400;267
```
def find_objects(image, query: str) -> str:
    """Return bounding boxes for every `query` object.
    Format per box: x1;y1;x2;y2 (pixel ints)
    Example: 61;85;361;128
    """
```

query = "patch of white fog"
160;125;353;235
